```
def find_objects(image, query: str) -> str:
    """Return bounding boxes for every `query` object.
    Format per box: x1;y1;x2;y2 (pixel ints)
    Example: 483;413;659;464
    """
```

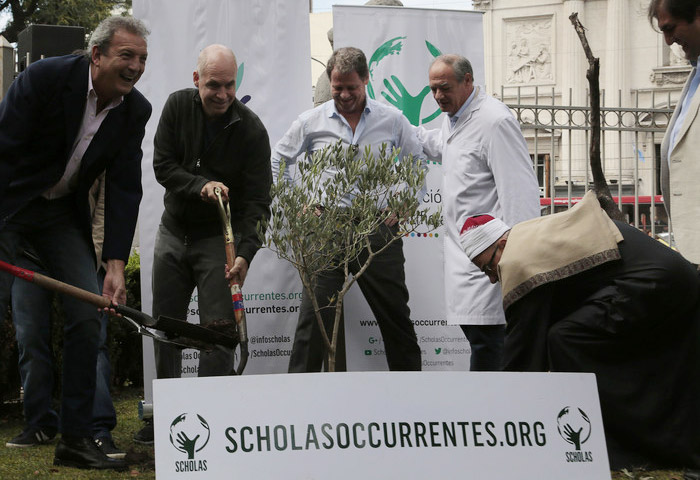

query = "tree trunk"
569;13;624;221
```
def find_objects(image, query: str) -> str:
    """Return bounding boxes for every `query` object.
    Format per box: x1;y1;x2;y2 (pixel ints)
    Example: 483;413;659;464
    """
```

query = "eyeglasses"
481;245;499;275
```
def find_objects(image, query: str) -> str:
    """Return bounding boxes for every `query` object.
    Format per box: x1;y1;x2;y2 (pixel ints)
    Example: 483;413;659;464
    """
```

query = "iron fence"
501;86;676;238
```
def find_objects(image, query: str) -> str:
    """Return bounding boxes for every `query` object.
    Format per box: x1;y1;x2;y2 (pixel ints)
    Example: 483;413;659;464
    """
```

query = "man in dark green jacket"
150;44;271;380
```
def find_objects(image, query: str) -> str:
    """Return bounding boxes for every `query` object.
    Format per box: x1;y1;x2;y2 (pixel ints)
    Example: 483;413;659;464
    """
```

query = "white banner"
132;0;312;399
133;4;489;394
333;6;485;370
153;372;611;479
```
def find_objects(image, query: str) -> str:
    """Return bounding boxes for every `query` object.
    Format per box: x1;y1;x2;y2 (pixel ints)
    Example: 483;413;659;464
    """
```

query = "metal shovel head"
153;315;239;350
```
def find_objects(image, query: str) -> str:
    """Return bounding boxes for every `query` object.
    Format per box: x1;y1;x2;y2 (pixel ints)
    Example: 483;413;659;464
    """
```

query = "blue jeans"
12;254;116;439
0;196;101;437
11;255;58;435
93;268;117;439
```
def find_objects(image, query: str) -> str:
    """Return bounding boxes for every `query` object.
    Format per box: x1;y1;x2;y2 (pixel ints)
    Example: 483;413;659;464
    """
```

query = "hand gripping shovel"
0;259;238;351
214;187;249;375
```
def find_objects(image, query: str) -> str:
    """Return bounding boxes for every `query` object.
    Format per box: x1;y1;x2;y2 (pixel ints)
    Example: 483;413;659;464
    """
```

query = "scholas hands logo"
170;413;210;473
556;406;590;450
170;413;210;458
368;37;443;126
237;62;251;105
557;406;594;463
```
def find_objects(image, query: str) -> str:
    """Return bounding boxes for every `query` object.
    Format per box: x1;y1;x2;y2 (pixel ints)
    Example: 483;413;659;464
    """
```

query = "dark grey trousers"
288;223;421;372
152;223;235;378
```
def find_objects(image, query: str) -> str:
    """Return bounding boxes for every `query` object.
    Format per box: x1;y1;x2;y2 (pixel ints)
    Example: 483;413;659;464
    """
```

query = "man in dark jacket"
148;43;271;382
0;16;151;470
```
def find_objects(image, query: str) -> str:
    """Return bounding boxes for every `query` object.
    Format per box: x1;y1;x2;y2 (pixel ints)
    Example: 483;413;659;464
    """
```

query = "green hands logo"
368;37;443;126
236;62;245;90
556;407;591;451
170;413;211;459
237;62;252;104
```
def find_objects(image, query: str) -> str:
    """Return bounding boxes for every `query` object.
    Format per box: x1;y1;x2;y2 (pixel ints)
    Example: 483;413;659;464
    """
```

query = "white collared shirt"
272;97;426;208
448;87;475;131
669;57;700;160
43;65;123;199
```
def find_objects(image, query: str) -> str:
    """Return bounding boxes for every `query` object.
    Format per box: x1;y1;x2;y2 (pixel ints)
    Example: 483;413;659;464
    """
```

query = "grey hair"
87;16;149;58
326;47;369;80
432;54;473;81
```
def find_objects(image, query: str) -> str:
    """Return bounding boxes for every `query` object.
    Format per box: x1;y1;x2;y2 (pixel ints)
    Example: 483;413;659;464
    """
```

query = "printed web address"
359;319;448;327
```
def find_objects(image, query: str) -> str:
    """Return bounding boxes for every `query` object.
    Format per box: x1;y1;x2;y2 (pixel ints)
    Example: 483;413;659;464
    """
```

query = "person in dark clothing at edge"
459;190;700;472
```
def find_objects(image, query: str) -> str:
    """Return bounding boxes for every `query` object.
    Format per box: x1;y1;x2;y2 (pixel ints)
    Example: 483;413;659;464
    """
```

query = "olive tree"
260;141;442;371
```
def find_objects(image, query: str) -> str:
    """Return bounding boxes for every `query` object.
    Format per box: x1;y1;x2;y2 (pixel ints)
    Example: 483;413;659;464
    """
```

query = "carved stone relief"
634;0;651;16
650;65;693;86
472;0;490;11
505;16;554;85
669;44;689;66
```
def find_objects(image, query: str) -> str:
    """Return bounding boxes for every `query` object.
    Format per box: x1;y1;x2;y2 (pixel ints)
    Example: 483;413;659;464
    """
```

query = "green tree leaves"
259;141;441;370
1;0;132;44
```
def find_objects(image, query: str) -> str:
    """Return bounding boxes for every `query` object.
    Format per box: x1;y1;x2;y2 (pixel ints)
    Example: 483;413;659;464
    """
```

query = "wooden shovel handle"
0;259;109;308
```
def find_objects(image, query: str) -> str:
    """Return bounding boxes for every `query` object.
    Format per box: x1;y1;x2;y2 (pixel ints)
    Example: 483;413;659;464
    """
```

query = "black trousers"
460;324;505;371
288;223;421;372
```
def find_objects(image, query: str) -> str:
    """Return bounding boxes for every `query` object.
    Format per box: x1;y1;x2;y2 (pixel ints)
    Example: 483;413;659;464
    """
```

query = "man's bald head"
197;44;237;76
193;44;238;118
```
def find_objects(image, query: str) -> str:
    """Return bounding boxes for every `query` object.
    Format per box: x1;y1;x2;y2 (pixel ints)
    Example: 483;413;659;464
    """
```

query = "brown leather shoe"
53;436;127;470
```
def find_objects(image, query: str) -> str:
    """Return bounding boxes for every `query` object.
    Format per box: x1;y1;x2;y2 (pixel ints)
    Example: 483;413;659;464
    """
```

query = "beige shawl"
499;191;623;310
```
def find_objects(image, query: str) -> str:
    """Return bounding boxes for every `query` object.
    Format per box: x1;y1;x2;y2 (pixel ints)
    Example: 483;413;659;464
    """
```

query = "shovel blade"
153;316;239;349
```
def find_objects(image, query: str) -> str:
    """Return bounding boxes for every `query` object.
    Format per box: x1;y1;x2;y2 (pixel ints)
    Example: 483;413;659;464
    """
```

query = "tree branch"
568;12;624;221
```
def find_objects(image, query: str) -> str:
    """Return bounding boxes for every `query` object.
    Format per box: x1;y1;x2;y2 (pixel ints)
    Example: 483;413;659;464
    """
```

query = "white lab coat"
419;87;541;325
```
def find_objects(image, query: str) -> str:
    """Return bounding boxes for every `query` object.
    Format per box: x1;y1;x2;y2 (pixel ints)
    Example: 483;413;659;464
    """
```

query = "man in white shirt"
418;54;540;371
273;47;425;372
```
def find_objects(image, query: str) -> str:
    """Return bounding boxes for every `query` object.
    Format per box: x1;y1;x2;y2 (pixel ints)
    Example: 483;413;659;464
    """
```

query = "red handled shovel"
215;186;249;375
0;259;238;351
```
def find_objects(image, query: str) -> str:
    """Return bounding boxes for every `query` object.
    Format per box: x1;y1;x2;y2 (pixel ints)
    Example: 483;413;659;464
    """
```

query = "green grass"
0;387;154;479
0;387;689;479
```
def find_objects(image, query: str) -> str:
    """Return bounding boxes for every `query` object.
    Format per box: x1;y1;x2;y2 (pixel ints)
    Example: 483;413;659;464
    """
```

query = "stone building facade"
473;0;691;202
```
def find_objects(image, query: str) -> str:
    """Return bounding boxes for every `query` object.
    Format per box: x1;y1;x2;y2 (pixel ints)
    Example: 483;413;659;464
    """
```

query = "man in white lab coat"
419;54;540;370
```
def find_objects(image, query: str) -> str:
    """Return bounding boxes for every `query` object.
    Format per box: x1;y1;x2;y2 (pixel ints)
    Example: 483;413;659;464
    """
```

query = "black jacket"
153;89;272;264
0;54;151;262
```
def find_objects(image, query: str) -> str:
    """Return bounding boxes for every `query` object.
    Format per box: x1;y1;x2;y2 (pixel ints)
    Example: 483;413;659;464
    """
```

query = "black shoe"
53;436;127;470
133;419;153;445
94;436;126;460
5;428;56;447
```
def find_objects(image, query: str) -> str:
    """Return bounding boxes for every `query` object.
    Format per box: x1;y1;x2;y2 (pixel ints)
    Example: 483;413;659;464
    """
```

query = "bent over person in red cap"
460;191;700;472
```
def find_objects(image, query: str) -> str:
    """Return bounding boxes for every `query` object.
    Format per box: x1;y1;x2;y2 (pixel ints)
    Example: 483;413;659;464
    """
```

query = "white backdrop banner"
133;3;487;397
132;0;311;400
333;6;485;370
153;372;611;479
